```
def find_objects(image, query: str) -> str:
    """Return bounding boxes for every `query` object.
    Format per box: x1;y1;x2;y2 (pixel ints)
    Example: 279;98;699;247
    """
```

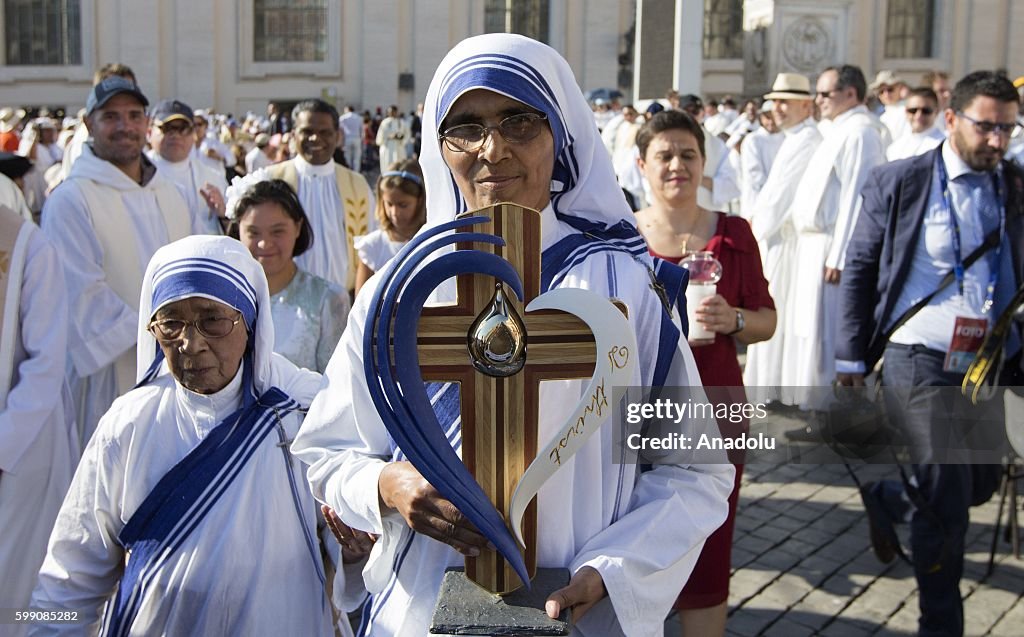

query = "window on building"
253;0;327;63
885;0;934;58
484;0;549;44
703;0;743;59
3;0;82;65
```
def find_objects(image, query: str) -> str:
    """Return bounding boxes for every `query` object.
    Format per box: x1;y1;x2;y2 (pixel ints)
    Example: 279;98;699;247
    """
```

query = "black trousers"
871;343;1002;637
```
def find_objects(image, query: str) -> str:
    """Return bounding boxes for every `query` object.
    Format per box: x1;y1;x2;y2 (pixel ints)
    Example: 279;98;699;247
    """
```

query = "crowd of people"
1;32;1022;637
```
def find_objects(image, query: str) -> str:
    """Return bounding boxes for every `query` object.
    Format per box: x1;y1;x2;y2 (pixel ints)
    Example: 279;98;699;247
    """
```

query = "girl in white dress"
353;159;426;294
228;178;350;372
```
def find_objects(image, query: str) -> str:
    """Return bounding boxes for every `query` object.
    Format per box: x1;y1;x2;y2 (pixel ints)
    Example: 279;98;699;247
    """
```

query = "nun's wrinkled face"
439;89;555;212
149;297;248;395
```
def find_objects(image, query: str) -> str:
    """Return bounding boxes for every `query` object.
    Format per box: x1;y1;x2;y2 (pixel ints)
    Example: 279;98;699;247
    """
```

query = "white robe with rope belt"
743;118;823;393
782;107;885;393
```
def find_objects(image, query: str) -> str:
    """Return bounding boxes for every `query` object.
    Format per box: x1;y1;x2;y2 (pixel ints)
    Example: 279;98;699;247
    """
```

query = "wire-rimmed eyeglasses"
439;112;548;153
148;313;243;342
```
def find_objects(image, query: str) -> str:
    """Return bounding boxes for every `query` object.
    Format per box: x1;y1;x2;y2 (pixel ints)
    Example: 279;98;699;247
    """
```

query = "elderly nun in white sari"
292;34;734;637
30;236;334;637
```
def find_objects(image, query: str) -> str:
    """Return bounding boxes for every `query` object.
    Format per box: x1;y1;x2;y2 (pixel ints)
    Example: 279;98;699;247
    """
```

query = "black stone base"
429;567;571;636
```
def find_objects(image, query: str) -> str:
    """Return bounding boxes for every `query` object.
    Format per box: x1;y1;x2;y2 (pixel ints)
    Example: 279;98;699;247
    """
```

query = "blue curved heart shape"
361;216;531;588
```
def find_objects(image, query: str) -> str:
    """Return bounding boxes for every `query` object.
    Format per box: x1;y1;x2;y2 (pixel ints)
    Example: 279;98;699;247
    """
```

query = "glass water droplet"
467;283;527;377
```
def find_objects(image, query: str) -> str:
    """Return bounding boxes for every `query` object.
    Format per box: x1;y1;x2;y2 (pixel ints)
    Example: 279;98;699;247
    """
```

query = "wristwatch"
726;309;745;336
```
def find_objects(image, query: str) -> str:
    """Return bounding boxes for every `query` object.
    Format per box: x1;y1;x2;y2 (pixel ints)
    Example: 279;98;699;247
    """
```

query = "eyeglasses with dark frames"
957;112;1016;137
816;88;844;100
440;112;548;153
148;312;243;342
906;107;935;116
159;122;195;136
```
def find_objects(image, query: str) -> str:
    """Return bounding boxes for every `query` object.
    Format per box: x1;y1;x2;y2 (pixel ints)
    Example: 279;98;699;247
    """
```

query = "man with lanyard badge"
837;71;1024;637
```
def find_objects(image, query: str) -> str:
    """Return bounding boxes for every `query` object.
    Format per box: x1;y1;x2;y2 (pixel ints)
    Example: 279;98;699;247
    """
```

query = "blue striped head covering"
420;34;639;235
135;236;274;405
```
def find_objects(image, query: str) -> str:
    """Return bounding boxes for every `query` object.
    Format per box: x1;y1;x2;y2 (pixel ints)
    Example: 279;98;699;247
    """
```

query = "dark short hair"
636;110;706;159
823;65;868;102
292;99;340;129
906;87;939;104
228;179;314;256
950;71;1019;113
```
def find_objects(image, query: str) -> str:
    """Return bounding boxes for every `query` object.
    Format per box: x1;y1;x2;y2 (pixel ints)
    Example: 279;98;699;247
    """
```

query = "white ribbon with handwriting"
507;287;637;548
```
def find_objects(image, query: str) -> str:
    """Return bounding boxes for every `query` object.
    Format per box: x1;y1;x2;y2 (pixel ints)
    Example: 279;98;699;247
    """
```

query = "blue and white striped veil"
420;33;645;243
135;235;275;407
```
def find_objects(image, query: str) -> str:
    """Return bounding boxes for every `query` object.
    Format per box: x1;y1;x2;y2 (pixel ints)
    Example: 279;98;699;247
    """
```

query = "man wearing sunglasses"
838;71;1023;637
782;64;886;394
886;87;946;161
147;99;228;236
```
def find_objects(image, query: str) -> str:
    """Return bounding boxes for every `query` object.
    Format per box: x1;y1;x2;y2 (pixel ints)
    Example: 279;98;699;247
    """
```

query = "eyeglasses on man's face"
957;112;1016;137
816;88;844;100
159;122;194;136
148;313;243;342
440;112;548;153
906;107;935;116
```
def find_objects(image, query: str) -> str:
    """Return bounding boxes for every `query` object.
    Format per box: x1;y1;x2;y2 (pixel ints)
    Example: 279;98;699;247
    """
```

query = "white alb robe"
743;118;823;393
245;146;274;174
30;363;333;637
375;116;410;172
738;127;784;219
880;104;910;143
886;127;945;162
698;132;741;210
55;124;89;186
41;146;193;444
292;207;735;637
17;138;62;214
200;131;236;168
289;155;366;292
149;152;227;235
0;221;78;637
783;106;886;392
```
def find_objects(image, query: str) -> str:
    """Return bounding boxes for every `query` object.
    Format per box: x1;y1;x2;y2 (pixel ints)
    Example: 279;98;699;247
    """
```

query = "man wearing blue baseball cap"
147;98;227;235
41;75;194;445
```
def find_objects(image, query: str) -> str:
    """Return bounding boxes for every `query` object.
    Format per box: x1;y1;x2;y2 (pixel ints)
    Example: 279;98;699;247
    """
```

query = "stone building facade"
4;1;1024;114
0;0;634;115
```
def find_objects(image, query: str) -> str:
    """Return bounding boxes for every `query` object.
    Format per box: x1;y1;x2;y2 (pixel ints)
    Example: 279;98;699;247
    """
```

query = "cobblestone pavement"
664;411;1024;637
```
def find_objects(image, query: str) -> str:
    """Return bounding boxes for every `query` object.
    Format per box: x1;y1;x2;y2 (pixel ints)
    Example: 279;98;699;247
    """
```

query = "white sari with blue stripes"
31;237;334;637
295;207;734;637
293;33;735;637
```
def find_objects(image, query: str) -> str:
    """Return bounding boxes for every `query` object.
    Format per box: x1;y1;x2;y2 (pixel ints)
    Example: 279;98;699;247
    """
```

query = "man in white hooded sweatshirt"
41;76;193;445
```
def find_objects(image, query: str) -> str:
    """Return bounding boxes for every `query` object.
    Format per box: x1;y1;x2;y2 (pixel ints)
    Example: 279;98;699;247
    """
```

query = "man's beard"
953;128;1003;172
95;135;143;168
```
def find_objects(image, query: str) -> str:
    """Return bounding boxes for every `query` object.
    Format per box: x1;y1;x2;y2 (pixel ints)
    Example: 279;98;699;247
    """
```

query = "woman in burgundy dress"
634;109;776;637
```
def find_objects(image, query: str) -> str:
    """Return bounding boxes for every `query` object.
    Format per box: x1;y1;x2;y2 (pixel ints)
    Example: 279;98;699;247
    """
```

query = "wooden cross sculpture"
414;203;600;594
